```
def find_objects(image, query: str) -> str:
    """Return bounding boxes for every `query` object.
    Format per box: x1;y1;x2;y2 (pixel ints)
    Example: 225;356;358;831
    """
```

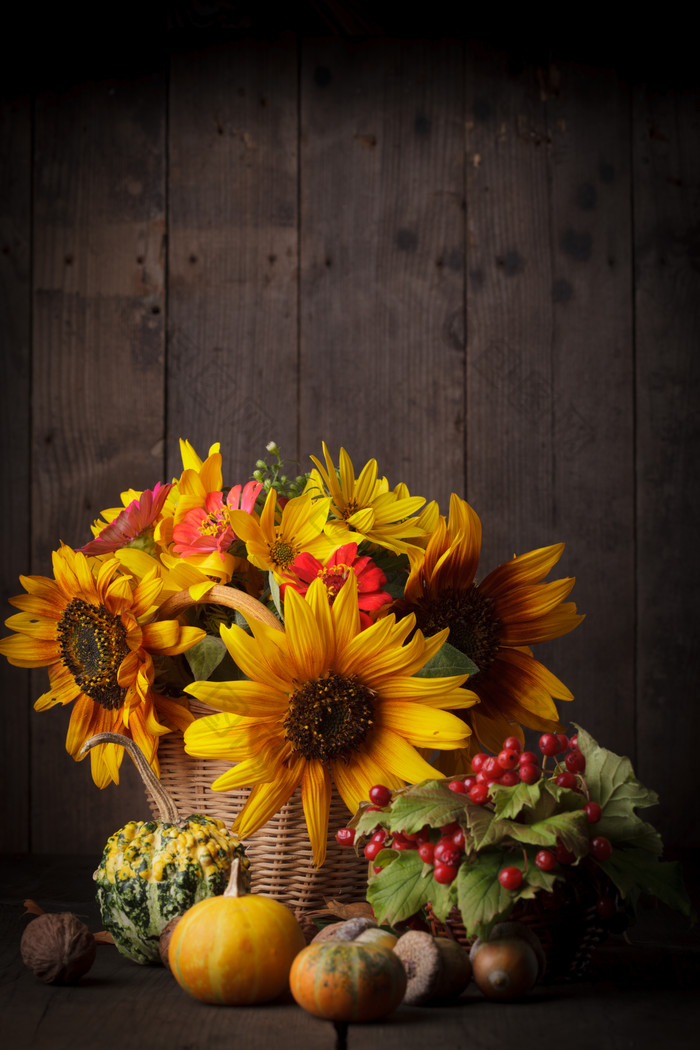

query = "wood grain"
167;37;300;481
0;95;32;851
299;38;466;508
634;81;700;845
31;74;167;853
545;62;635;757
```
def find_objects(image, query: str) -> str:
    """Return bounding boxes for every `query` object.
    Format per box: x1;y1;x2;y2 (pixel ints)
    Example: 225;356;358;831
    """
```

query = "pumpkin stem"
155;585;284;632
222;858;249;900
79;733;180;824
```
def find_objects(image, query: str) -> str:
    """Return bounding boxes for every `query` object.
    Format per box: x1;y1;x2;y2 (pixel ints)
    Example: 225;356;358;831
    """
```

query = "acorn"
393;930;472;1004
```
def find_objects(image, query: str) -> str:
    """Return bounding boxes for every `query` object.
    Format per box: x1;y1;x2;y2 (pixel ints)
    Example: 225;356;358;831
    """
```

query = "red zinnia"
281;543;391;628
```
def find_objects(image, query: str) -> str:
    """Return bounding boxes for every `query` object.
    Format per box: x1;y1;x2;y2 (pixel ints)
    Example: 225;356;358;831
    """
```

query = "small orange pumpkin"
289;941;407;1022
168;860;306;1005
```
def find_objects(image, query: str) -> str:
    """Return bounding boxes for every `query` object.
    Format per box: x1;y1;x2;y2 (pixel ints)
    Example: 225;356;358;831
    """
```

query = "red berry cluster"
335;736;614;904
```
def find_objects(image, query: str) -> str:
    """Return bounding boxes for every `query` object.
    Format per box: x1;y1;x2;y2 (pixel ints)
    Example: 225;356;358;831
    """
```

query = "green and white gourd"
81;732;250;965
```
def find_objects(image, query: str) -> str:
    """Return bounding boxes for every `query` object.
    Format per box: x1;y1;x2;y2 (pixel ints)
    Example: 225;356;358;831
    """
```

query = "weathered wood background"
1;8;698;856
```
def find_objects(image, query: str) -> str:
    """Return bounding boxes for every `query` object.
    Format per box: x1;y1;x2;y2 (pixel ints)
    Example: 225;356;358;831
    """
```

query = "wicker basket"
426;889;608;981
145;700;368;933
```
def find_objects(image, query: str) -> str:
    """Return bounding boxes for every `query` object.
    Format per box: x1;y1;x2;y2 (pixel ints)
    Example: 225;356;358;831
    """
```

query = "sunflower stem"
79;732;180;824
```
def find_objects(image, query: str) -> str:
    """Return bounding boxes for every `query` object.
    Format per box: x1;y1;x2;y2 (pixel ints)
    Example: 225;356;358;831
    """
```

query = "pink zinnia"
79;482;173;556
172;480;262;561
281;542;392;628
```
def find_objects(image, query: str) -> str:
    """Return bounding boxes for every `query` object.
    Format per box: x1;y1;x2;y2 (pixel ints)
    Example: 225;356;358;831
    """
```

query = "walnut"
20;912;97;984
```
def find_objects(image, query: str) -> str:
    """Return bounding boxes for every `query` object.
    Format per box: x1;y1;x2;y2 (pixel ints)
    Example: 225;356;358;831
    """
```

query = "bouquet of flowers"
0;439;583;868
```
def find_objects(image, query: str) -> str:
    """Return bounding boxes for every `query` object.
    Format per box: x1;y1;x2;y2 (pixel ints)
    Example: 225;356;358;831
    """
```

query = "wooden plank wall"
1;25;697;856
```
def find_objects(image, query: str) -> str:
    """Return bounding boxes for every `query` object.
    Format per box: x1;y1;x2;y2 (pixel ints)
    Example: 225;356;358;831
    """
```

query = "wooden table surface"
2;854;698;1050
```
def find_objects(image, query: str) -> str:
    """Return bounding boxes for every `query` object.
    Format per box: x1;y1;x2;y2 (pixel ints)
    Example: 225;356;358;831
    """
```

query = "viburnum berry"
590;836;613;861
403;825;429;843
569;734;579;750
584;801;602;823
471;753;488;772
565;750;586;774
498;771;520;787
452;828;466;850
364;840;383;861
335;827;355;847
434;839;461;868
481;756;502;780
418;842;435;864
518;763;540;785
535;849;557;871
370;828;387;845
557;733;570;752
555;771;578;790
392;837;415;851
448;779;468;793
440;822;460;836
519;751;538;766
502;735;522;753
462;776;477;792
497;749;520;770
469;782;490;804
368;784;392;807
595;896;617;920
498;866;523;891
433;863;458;884
539;733;561;756
373;865;383;874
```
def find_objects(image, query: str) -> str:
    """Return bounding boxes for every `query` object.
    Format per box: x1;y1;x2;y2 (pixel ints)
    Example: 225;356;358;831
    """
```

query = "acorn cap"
393;930;442;1005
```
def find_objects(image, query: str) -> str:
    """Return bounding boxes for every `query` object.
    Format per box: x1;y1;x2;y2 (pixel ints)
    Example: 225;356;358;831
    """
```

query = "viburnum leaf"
574;724;664;855
365;850;436;926
415;640;479;679
598;848;696;918
184;634;227;680
491;780;545;820
360;780;467;838
505;810;589;853
455;852;520;939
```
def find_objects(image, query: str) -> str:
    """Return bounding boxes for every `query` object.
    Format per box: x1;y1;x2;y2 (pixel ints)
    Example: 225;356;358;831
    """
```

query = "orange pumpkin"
168;861;306;1005
289;942;407;1022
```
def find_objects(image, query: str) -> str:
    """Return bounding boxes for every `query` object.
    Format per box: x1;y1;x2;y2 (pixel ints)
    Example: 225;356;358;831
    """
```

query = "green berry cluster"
252;441;309;502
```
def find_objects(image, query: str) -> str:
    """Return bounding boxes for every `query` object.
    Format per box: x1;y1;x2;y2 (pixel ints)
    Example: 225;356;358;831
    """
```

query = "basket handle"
156;584;284;633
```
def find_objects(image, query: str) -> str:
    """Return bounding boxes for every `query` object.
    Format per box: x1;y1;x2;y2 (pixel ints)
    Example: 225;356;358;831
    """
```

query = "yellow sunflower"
184;574;477;866
309;443;430;555
228;487;333;582
0;544;205;787
391;494;584;765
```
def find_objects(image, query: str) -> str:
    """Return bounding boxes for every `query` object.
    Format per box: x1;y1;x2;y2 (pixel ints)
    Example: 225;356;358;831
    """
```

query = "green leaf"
491;780;548;821
454;853;517;939
366;851;436;926
599;849;696;918
506;810;589;853
576;724;659;816
268;572;284;621
415;640;479;679
184;634;227;681
381;780;467;836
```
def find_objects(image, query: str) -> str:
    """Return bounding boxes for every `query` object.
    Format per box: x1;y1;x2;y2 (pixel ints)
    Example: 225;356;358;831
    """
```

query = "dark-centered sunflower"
0;544;204;786
390;494;584;766
183;574;477;866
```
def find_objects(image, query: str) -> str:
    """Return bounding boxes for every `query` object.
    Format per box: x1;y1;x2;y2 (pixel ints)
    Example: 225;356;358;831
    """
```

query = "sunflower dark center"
57;598;129;709
407;586;501;677
284;672;375;761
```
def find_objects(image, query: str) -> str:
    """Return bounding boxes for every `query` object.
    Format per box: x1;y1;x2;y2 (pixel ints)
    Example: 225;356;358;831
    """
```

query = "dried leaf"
23;899;45;916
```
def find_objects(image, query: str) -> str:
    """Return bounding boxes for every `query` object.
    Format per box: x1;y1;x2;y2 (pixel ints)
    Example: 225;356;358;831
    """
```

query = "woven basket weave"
145;700;368;932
